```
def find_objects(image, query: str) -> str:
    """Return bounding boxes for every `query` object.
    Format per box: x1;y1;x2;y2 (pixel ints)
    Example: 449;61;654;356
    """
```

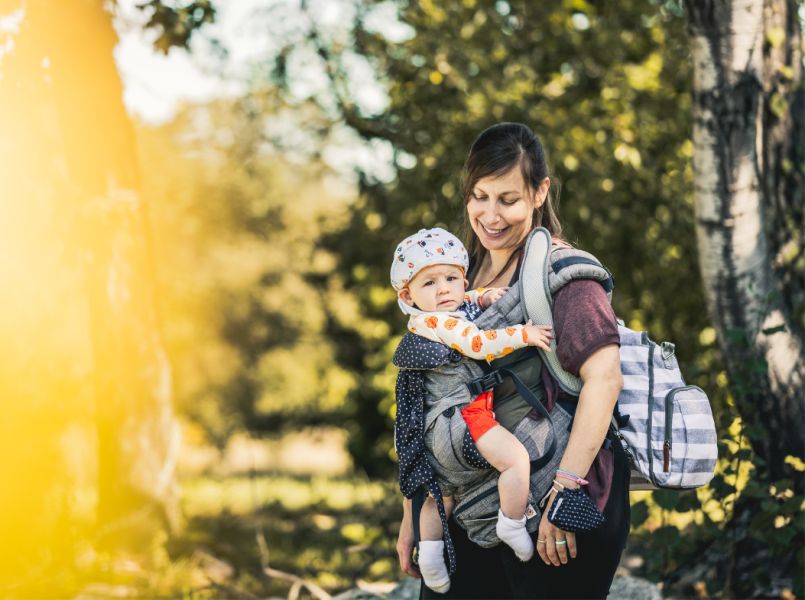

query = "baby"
390;228;553;593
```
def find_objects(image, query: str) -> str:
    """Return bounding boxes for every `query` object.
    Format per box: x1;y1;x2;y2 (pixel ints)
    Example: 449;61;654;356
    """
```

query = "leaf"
674;491;702;512
766;27;786;48
653;489;679;511
770;93;789;119
631;500;649;527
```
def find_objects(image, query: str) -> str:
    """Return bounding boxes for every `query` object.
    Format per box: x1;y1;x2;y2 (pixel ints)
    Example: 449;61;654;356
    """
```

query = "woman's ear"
534;177;550;208
398;288;414;306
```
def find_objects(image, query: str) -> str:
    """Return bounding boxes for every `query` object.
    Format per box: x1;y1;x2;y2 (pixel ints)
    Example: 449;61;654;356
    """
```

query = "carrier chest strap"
467;363;558;472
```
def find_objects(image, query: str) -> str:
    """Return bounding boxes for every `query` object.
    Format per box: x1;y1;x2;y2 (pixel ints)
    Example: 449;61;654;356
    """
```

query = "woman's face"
466;168;549;254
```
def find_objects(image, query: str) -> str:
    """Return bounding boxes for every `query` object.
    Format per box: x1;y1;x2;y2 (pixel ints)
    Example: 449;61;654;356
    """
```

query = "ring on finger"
537;539;547;545
555;539;567;546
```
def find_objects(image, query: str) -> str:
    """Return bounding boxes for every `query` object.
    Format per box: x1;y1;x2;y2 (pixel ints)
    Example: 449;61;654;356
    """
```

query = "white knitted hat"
390;228;469;292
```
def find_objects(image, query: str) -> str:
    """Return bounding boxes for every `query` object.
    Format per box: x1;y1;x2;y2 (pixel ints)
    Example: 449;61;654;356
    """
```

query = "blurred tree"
136;92;360;449
0;0;180;552
684;0;803;595
685;0;803;483
261;0;709;476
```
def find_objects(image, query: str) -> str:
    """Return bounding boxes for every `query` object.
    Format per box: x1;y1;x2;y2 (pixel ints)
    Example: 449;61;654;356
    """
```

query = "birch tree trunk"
684;0;803;483
1;0;181;542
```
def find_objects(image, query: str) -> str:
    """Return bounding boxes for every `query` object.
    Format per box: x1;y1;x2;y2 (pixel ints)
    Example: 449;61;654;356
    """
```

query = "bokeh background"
0;1;802;598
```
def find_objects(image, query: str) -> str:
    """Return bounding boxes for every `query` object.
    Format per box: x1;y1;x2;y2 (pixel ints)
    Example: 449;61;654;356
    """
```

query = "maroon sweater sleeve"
552;279;620;376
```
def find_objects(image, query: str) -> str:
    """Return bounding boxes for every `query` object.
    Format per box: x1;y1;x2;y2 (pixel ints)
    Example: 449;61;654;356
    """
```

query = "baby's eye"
423;280;434;286
447;276;458;282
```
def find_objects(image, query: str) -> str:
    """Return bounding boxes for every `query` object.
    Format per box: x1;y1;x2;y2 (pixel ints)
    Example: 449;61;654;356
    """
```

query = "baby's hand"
523;322;553;352
479;287;509;309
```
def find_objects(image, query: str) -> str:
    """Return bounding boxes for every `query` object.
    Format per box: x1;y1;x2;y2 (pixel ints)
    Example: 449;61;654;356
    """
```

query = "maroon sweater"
542;279;620;510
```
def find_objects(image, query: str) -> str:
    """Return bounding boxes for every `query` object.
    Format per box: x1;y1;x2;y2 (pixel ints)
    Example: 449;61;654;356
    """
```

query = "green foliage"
139;95;360;447
253;0;802;596
261;0;723;481
137;0;216;54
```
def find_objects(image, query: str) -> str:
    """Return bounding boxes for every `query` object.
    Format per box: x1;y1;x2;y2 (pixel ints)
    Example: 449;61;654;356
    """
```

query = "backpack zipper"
663;385;705;473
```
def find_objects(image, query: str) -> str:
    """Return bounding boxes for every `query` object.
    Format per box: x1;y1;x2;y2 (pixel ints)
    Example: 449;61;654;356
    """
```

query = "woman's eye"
472;193;488;201
501;197;520;205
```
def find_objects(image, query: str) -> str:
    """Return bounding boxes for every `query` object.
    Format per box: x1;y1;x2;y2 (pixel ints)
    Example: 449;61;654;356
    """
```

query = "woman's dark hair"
460;122;563;282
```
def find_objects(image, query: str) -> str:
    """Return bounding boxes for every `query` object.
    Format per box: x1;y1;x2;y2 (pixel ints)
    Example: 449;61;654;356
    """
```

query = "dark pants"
420;436;631;600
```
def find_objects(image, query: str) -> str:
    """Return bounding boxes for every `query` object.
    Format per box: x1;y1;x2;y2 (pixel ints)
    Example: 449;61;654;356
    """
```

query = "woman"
395;122;631;599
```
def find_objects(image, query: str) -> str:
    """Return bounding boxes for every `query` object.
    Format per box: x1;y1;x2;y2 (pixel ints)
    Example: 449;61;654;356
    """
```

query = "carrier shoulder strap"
518;228;613;395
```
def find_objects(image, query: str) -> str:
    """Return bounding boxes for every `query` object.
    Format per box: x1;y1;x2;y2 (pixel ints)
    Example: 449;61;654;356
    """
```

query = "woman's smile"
478;222;510;238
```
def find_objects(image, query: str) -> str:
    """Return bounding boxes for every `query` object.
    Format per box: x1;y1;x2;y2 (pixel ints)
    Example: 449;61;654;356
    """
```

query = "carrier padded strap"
548;247;614;301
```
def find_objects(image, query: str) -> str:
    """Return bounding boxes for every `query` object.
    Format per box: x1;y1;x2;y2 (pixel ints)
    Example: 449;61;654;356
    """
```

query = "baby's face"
399;264;467;312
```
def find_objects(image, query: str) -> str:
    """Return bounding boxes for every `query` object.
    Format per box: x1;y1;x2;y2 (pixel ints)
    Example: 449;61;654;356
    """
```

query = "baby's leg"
418;495;453;593
474;427;530;518
474;427;534;562
419;494;453;539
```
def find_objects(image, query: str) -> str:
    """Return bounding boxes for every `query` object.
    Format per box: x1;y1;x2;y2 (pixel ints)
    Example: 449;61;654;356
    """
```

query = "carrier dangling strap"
412;481;456;575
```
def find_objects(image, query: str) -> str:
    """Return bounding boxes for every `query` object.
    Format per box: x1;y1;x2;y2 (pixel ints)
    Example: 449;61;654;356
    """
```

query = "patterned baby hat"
389;228;469;292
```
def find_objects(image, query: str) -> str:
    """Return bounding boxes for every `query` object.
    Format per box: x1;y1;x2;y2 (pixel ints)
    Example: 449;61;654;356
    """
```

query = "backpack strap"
519;228;614;395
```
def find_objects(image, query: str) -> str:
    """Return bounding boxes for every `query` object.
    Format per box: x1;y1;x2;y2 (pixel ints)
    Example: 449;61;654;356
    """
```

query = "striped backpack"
520;228;718;490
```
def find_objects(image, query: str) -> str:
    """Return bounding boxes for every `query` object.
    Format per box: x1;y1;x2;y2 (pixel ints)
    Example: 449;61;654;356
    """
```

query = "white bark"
687;0;803;460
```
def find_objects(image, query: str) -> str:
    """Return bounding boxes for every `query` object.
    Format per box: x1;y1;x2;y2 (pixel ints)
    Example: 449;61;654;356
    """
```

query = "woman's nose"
484;200;501;222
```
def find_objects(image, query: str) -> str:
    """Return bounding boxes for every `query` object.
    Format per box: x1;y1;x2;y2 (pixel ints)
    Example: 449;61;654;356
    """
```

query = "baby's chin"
432;301;460;311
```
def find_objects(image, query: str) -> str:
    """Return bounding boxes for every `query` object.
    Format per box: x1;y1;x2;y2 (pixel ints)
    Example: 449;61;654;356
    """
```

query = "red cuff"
461;391;500;441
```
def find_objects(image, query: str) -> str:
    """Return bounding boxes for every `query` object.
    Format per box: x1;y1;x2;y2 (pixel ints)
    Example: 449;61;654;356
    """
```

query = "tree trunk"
684;0;803;483
0;0;181;543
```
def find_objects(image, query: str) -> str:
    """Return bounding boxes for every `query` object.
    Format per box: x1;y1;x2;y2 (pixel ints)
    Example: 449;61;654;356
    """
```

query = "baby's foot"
418;540;451;593
496;509;534;562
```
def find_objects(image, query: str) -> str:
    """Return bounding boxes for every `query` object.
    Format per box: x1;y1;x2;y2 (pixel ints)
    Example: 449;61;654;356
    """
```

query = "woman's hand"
397;499;421;578
535;487;577;566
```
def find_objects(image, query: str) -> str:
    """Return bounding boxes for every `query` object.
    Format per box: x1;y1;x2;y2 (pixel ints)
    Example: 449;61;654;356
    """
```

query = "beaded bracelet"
556;469;589;486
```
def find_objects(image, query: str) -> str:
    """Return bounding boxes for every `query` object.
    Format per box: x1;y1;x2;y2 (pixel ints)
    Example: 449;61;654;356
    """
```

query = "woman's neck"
474;249;518;288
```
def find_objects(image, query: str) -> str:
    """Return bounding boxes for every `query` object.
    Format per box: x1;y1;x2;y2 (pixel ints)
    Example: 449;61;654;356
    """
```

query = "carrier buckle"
467;371;503;396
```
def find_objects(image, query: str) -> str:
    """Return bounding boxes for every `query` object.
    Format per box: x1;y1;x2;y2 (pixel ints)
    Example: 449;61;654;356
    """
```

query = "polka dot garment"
393;334;457;574
547;487;606;532
392;300;489;576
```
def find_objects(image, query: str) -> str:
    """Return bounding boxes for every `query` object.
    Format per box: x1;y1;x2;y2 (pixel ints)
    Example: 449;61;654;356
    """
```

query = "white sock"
496;509;534;562
418;540;451;593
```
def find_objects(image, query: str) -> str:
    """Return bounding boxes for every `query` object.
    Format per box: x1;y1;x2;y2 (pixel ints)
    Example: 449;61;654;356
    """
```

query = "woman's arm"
536;345;622;567
534;278;622;567
396;498;421;578
558;345;623;484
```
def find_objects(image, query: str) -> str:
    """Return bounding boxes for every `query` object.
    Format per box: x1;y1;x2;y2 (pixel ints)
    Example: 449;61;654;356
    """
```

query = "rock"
385;577;420;600
337;574;659;600
608;575;662;600
332;590;384;600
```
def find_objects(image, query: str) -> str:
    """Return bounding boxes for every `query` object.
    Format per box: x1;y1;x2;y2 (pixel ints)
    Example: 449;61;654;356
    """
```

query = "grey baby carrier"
393;228;717;554
393;229;614;550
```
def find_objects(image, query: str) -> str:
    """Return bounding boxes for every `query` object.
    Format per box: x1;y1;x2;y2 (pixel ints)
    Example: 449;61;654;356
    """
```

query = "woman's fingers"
397;543;420;578
536;518;575;566
544;535;561;566
566;531;578;559
554;535;569;565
